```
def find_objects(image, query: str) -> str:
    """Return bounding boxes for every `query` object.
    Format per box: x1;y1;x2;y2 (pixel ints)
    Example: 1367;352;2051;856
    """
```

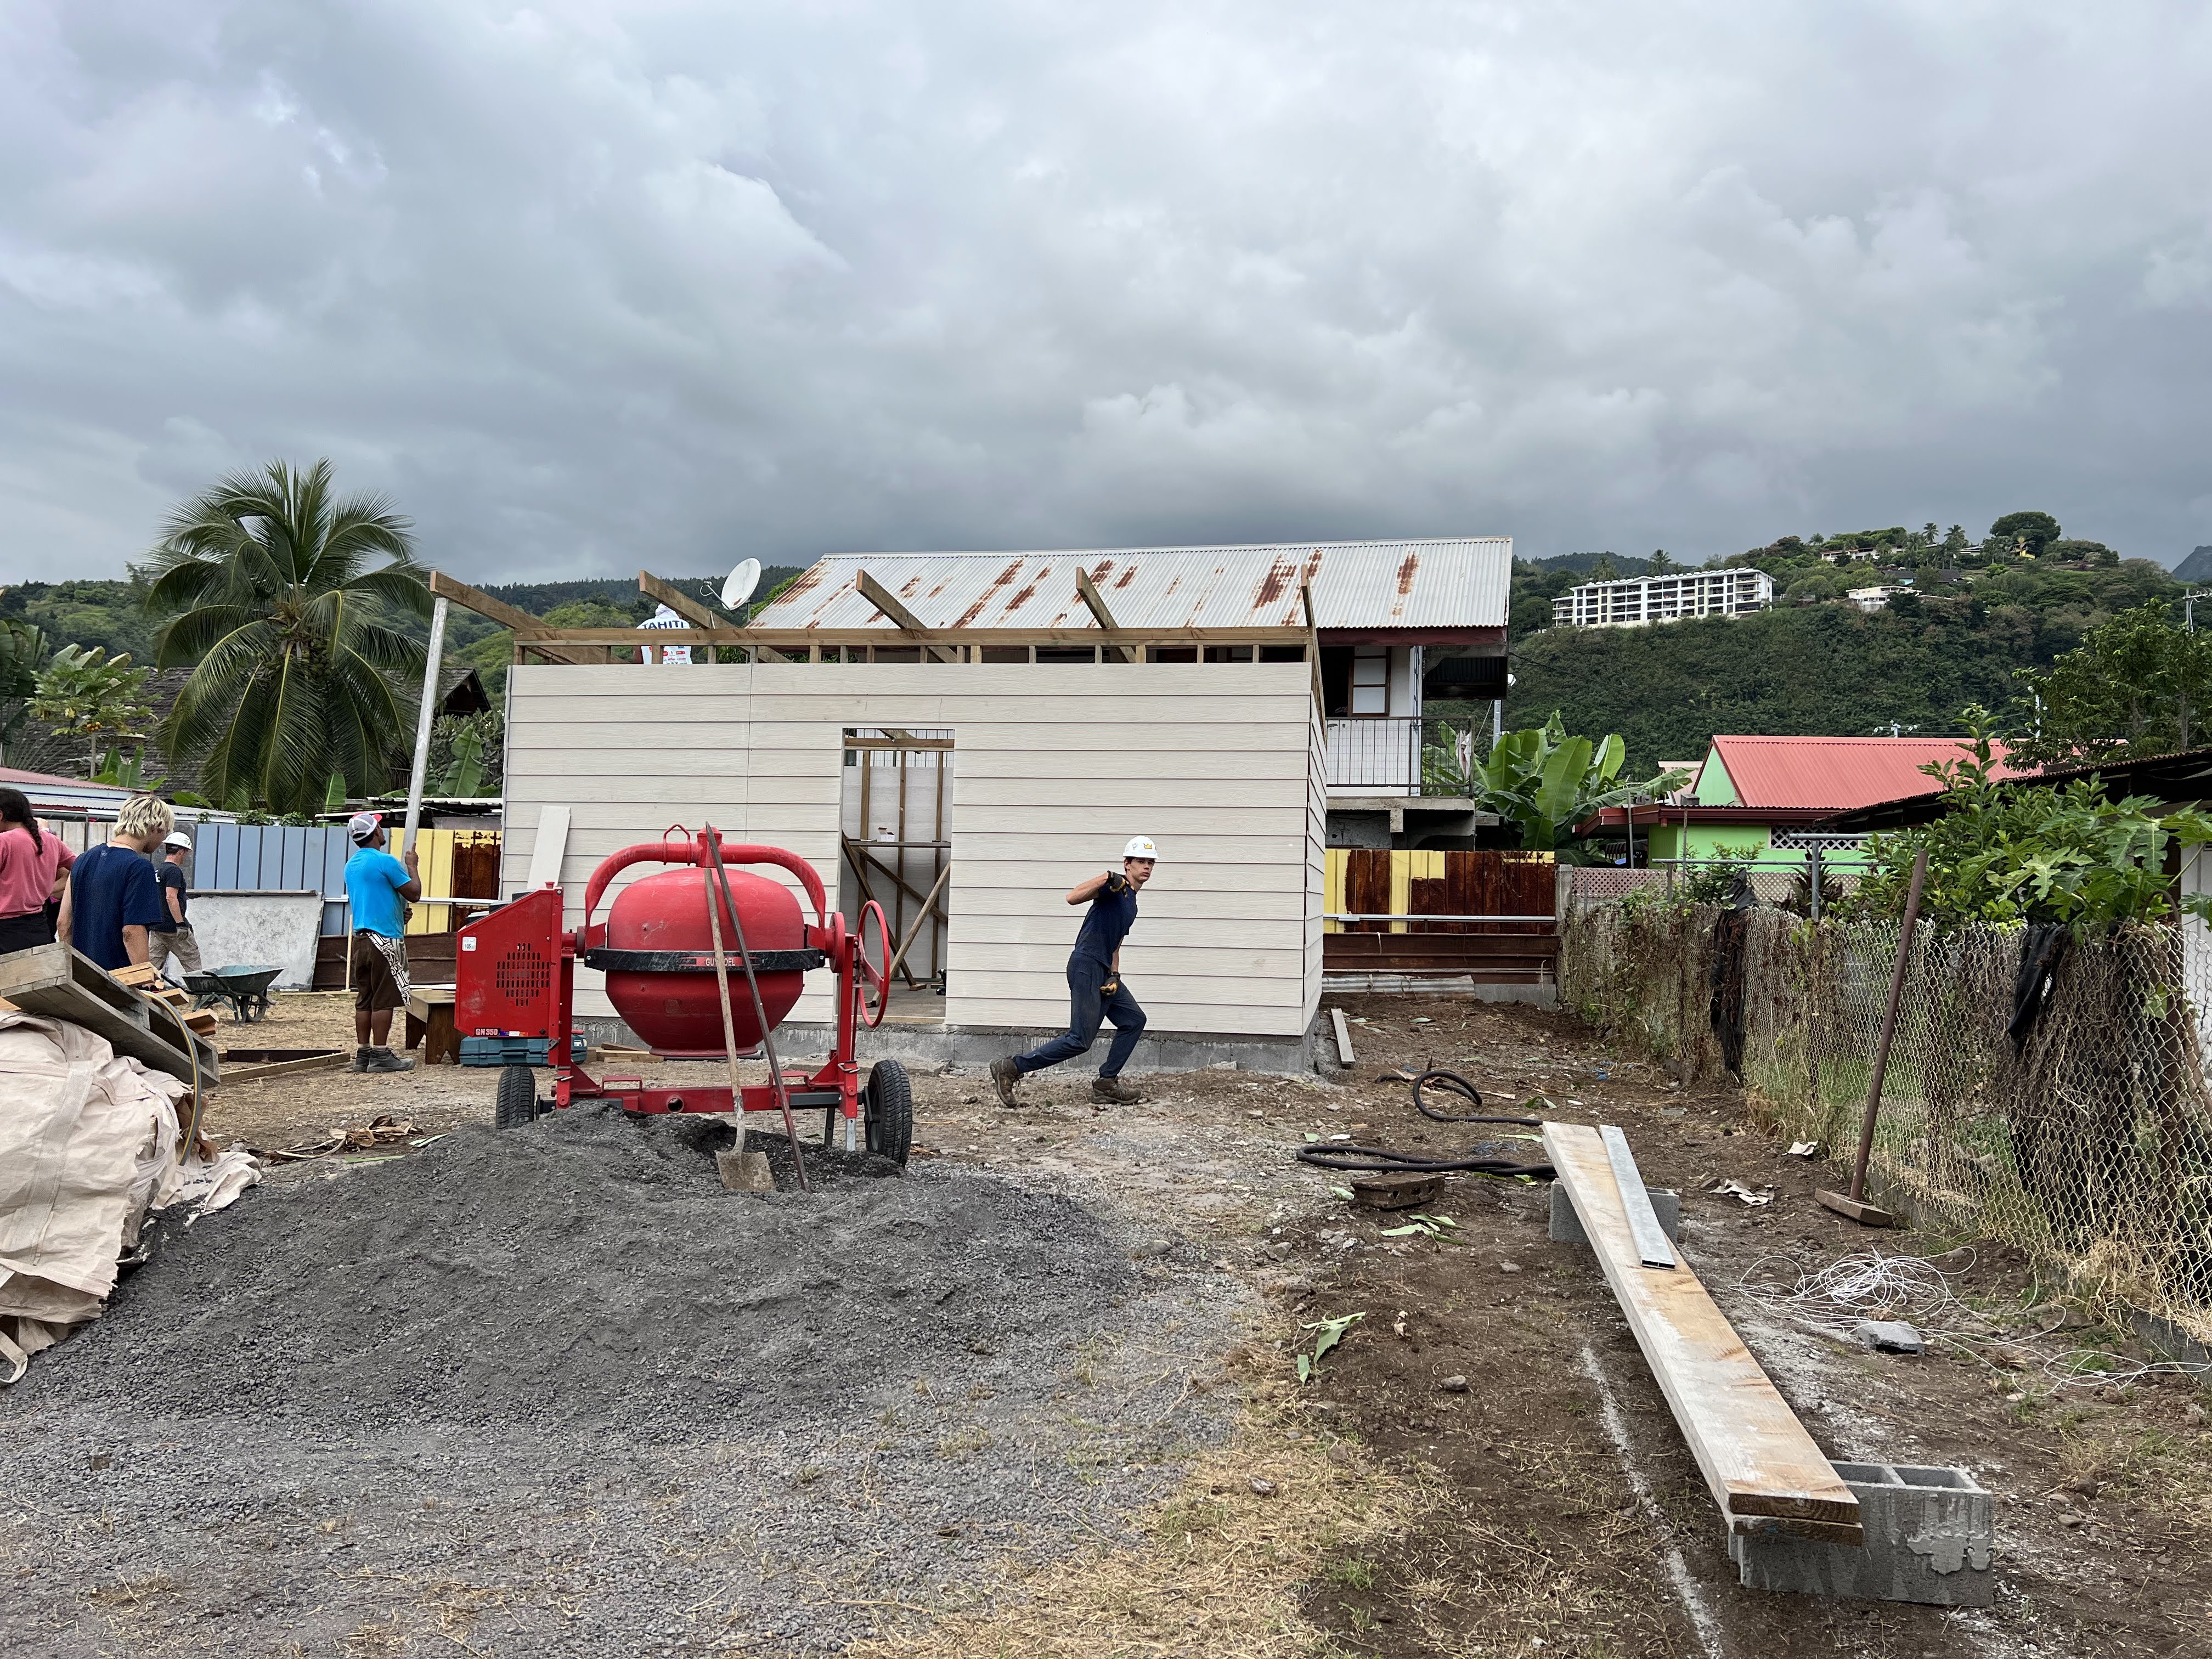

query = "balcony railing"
1326;716;1423;795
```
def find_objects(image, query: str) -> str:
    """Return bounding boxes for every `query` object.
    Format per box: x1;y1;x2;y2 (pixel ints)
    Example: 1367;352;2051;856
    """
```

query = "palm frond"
153;605;264;670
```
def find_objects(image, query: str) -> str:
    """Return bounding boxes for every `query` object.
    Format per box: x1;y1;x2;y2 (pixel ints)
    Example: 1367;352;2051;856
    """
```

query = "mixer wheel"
863;1059;913;1165
494;1064;540;1129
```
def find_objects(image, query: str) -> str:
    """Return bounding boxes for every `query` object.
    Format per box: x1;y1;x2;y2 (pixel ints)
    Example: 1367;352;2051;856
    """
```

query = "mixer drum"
600;865;809;1052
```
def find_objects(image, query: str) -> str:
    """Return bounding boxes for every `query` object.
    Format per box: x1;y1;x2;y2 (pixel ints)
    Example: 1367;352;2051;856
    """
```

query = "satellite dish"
721;557;763;611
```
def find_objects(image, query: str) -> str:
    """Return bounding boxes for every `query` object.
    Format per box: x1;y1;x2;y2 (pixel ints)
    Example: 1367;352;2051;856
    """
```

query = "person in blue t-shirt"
343;811;422;1074
63;794;173;972
991;836;1156;1111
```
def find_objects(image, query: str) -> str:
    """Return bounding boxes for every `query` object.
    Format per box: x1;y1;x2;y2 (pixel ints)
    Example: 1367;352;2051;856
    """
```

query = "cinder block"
1548;1181;1680;1246
1731;1462;1994;1607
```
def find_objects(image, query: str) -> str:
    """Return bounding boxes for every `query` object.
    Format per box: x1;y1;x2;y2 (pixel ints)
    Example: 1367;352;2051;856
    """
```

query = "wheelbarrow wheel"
494;1065;540;1130
863;1059;912;1165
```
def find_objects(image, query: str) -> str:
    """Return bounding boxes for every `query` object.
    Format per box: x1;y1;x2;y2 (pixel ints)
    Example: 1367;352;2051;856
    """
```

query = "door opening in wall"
839;729;952;1016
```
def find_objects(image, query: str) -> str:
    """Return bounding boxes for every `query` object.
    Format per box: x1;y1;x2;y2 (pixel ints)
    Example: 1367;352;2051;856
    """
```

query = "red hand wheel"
856;899;892;1028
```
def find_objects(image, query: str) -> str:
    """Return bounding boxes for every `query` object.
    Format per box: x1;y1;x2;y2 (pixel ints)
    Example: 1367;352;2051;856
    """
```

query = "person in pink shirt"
0;787;72;955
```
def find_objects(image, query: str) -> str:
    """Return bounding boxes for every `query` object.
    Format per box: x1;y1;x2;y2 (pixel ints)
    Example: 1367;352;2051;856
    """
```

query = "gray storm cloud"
3;1;2210;582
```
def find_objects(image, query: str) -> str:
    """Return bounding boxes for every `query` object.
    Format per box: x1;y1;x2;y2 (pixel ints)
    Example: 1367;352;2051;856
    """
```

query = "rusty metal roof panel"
747;538;1513;632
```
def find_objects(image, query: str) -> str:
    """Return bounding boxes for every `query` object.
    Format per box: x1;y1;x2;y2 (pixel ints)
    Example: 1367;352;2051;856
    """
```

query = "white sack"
0;1010;192;1381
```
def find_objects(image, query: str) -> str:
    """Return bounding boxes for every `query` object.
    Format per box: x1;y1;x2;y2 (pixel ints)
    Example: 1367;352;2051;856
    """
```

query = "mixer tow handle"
703;827;810;1190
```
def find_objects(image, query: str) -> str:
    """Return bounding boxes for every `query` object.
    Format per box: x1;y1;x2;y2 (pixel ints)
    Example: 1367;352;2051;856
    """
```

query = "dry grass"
838;1389;1425;1659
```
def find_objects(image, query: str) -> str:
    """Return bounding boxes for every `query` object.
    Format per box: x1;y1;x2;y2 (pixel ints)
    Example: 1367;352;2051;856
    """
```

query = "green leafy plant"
1424;712;1686;863
1378;1213;1459;1240
1852;706;2212;933
30;644;155;774
145;457;430;814
2010;603;2212;766
92;744;166;790
1296;1312;1365;1384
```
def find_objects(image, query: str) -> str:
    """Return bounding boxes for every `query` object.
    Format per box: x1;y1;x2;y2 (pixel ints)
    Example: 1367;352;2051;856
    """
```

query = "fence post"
1808;847;1822;922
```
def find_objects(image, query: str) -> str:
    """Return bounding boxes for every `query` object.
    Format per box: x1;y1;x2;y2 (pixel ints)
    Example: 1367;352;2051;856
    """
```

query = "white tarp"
0;1010;258;1381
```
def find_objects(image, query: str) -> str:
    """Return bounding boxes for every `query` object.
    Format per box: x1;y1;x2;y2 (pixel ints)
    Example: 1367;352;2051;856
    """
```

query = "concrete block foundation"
574;1015;1328;1079
1548;1182;1680;1245
1731;1462;1994;1607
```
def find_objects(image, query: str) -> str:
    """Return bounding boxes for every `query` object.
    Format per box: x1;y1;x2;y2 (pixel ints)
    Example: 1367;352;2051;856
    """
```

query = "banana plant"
1425;713;1684;863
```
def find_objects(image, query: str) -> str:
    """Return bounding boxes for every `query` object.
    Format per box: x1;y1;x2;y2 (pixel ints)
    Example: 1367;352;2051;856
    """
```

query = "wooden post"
1818;848;1928;1227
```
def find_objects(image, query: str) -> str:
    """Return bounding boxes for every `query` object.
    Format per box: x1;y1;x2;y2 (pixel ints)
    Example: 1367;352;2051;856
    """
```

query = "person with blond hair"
64;794;173;972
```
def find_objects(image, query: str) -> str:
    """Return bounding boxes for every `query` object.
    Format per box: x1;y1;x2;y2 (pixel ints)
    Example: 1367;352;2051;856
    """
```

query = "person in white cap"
146;830;203;982
344;811;422;1073
991;836;1156;1110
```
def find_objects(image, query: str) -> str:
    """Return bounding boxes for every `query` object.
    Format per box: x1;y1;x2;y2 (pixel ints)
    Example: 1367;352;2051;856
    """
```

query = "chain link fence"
1562;900;2212;1346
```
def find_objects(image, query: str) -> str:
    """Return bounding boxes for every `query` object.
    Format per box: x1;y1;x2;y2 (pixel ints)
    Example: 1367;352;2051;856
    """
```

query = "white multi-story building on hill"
1551;568;1774;629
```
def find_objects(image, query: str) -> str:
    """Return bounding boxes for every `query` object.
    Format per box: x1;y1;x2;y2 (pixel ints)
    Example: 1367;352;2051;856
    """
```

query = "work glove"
1099;977;1120;997
1103;872;1128;896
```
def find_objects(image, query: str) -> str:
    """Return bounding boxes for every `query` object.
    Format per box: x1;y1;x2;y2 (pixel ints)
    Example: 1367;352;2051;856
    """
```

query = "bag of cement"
0;1011;194;1382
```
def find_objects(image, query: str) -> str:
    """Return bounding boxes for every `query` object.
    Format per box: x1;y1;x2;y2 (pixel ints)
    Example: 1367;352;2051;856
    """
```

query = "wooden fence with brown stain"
1323;848;1559;981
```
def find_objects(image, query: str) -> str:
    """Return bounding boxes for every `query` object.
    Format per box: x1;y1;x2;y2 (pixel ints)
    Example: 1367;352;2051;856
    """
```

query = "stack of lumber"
111;963;221;1039
0;944;221;1088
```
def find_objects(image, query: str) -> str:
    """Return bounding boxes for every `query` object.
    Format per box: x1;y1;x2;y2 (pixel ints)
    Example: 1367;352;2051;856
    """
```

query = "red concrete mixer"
453;826;908;1164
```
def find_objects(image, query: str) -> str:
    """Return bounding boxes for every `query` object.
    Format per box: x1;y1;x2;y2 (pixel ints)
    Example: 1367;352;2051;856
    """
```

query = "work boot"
362;1046;415;1074
1092;1075;1143;1107
989;1057;1022;1108
352;1046;371;1073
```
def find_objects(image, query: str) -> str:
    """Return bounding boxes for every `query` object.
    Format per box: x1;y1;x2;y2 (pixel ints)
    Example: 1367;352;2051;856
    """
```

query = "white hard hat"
1122;836;1158;861
162;831;193;849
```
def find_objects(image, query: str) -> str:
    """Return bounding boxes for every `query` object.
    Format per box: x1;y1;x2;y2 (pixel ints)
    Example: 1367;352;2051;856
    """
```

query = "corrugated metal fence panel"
198;824;356;935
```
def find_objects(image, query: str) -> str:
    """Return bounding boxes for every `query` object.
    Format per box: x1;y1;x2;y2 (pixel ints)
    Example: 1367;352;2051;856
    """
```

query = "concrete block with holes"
1548;1182;1679;1245
1730;1462;1994;1606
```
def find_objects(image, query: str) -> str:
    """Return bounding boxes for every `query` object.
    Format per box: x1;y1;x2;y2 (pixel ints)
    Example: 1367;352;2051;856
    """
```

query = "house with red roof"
1596;735;2024;866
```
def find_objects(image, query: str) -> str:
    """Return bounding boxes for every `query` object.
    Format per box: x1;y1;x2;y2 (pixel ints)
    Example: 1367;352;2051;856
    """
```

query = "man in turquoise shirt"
344;811;422;1074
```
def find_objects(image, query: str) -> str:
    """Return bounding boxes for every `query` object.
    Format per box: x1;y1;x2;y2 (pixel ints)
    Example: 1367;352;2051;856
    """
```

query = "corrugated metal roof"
1708;736;2024;812
748;538;1513;633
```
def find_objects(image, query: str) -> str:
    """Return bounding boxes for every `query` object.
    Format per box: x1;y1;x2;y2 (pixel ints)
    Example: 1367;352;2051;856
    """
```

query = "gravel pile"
32;1106;1133;1437
0;1107;1246;1656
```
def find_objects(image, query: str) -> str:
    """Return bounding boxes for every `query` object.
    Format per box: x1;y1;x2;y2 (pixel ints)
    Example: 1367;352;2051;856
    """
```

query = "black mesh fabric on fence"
1561;902;2212;1343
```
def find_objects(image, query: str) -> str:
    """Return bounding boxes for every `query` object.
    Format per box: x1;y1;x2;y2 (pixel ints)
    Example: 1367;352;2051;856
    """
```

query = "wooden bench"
404;986;458;1065
1544;1120;1861;1542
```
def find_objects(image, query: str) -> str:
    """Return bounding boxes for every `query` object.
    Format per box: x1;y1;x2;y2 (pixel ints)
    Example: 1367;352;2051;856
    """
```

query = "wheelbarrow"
184;964;282;1024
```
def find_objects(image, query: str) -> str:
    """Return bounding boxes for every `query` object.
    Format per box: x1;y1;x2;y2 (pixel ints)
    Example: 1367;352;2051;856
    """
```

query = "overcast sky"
5;2;2211;585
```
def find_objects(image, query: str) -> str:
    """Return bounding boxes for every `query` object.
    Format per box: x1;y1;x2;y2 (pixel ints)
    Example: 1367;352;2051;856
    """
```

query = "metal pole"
1847;848;1928;1203
1492;696;1503;748
403;594;449;857
1808;846;1822;922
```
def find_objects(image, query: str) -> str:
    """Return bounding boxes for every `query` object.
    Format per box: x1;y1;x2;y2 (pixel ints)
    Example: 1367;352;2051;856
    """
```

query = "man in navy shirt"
991;836;1156;1110
64;794;172;972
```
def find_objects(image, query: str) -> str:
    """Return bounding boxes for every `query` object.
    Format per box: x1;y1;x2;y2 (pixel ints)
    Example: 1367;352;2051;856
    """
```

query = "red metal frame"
456;829;891;1131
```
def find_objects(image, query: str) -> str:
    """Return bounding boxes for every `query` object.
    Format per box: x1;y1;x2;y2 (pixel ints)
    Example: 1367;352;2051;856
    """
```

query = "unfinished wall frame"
500;660;1327;1043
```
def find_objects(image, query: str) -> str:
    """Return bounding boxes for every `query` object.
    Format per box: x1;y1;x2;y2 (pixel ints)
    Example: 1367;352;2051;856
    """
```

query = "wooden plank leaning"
1543;1120;1860;1543
0;943;222;1087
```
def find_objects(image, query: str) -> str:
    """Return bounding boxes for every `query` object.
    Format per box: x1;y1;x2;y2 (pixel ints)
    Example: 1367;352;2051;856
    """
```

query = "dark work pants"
1012;954;1147;1077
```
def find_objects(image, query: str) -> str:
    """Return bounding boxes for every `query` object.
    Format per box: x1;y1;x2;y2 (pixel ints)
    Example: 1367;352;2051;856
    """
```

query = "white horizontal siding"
503;661;1318;1037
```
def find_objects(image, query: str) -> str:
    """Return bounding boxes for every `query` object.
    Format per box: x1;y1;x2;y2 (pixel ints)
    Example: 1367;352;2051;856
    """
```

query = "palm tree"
146;459;431;814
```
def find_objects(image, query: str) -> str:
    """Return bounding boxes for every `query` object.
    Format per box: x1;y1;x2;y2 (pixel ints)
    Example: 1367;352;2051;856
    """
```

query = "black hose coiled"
1294;1066;1555;1180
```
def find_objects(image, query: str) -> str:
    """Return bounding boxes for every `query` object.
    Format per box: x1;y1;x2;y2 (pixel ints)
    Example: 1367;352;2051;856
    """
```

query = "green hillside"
1483;522;2187;773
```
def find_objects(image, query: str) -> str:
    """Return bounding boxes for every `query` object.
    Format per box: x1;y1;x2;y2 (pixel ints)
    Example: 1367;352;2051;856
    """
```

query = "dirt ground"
9;986;2210;1656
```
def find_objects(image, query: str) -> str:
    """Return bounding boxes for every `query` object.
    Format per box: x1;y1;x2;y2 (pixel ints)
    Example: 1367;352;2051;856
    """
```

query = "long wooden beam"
855;569;927;633
637;571;727;664
427;571;596;665
637;571;724;629
1076;569;1140;663
1542;1120;1861;1538
513;625;1312;646
855;570;959;663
